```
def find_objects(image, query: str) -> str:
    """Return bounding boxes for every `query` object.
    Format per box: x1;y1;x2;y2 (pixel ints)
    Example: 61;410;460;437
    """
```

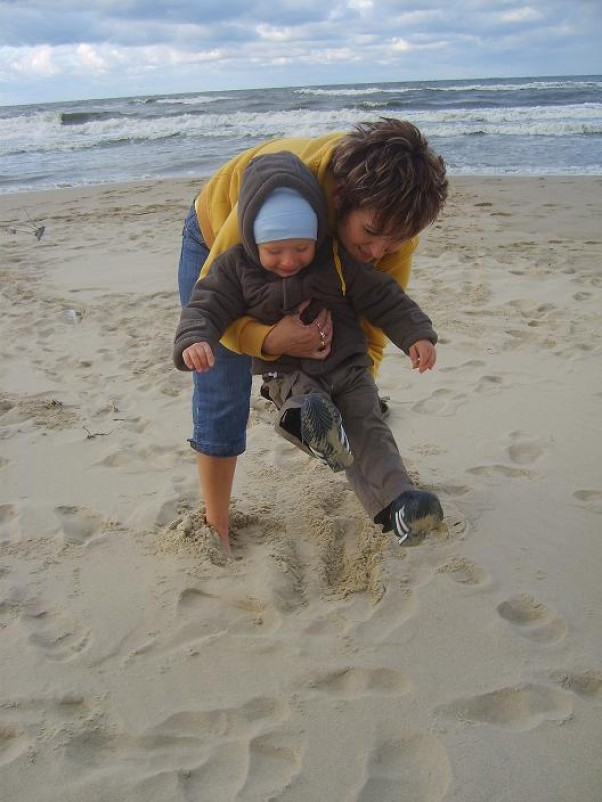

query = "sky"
0;1;601;106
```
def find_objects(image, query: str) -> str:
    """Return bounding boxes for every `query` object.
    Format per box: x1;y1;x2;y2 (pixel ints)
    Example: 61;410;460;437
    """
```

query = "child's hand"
408;340;436;373
182;342;215;372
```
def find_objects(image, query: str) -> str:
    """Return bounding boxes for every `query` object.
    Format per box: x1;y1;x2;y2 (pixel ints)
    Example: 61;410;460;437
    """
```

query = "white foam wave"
296;87;409;96
298;78;602;95
1;103;600;158
153;95;229;105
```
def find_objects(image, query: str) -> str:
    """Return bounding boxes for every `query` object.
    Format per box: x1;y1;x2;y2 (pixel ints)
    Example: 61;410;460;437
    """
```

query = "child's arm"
175;255;308;370
174;256;247;371
341;258;438;356
358;238;418;373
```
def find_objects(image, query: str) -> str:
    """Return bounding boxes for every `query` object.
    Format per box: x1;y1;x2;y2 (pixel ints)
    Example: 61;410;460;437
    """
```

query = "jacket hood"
238;151;328;265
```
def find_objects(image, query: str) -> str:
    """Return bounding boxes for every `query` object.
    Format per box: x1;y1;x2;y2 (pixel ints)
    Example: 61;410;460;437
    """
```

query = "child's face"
257;238;316;278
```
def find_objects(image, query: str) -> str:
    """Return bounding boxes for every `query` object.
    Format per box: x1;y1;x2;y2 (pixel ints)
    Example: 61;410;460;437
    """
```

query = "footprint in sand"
547;670;602;705
308;666;412;698
54;505;108;544
19;603;92;662
571;489;602;514
506;430;547;465
0;694;88;765
179;729;304;801
356;733;452;802
345;588;420;645
436;363;506;397
474;373;505;395
58;697;294;790
439;359;487;374
436;683;572;731
412;388;466;417
150;696;291;740
170;584;281;647
496;593;567;644
96;443;181;471
0;723;31;767
146;696;302;800
466;464;534;479
437;557;491;588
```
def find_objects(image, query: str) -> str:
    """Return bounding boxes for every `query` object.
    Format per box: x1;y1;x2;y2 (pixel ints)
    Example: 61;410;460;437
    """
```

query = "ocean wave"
298;78;602;95
2;76;600;192
424;79;602;93
144;95;229;106
2;103;598;157
60;110;128;126
296;87;408;96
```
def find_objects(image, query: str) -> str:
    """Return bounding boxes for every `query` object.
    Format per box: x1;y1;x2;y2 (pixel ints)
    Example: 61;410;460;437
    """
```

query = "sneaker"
389;490;443;545
300;393;353;472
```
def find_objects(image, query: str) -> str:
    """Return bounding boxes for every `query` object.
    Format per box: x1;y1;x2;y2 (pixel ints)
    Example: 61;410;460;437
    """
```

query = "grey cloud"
0;0;331;47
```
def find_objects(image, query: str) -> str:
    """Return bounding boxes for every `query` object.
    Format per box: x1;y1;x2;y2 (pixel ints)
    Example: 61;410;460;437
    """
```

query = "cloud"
0;0;600;104
76;43;109;72
499;7;543;24
11;44;58;76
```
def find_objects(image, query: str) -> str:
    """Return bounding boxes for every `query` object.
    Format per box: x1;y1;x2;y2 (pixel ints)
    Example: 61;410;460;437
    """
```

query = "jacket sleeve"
173;258;247;371
196;202;275;359
219;274;309;359
342;258;437;355
361;237;418;373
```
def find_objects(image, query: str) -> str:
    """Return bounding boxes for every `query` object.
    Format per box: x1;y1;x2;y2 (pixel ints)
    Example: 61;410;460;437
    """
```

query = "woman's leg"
178;205;252;552
196;453;237;553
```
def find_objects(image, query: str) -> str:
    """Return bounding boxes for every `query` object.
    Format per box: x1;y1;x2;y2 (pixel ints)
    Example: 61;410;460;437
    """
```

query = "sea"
1;74;601;195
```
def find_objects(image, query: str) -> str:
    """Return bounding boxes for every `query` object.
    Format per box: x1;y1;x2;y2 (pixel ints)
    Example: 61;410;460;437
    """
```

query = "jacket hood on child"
238;151;328;266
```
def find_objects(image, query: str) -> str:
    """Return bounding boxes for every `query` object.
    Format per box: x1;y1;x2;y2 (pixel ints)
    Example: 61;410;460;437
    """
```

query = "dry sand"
1;175;601;801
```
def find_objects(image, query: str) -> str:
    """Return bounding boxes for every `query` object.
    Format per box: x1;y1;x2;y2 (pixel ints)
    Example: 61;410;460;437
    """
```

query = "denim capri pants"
177;204;252;457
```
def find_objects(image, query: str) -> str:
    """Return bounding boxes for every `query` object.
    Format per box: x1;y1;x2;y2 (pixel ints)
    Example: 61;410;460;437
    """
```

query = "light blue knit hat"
253;187;318;244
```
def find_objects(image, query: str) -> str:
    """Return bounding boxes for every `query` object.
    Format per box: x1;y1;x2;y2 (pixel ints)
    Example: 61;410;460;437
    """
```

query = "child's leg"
261;371;318;456
262;373;352;469
334;366;443;543
333;367;414;518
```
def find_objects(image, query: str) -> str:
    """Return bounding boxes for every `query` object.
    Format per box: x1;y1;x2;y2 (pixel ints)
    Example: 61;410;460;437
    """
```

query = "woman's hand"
262;300;333;360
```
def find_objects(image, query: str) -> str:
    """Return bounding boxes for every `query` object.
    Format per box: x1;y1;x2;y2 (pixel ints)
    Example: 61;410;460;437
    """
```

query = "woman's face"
335;207;407;263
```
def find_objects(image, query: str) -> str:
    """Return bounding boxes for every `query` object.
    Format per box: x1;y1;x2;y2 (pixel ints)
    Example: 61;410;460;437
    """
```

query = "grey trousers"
261;364;415;520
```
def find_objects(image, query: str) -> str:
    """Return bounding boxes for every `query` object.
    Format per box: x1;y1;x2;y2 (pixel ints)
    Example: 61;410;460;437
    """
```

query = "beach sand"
1;175;601;801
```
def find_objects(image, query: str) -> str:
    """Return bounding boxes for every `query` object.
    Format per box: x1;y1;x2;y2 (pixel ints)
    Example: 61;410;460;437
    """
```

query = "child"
174;151;443;551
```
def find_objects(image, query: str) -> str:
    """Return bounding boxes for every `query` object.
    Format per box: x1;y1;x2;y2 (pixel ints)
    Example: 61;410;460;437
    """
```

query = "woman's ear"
331;182;344;209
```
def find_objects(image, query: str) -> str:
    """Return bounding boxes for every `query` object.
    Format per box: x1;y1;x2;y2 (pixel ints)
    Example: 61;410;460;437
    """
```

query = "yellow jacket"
195;133;418;373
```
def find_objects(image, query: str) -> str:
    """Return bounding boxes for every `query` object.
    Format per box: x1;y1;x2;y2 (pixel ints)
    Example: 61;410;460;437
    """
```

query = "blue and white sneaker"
389;491;443;545
300;393;353;473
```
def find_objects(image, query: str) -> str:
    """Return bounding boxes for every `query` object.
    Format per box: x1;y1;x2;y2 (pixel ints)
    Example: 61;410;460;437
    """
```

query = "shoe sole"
300;393;353;472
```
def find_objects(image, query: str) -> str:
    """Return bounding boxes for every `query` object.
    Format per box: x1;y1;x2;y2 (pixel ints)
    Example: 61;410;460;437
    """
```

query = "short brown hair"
330;118;448;240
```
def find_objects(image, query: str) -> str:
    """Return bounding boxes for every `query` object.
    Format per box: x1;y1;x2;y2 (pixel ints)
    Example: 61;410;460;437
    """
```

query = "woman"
177;118;448;553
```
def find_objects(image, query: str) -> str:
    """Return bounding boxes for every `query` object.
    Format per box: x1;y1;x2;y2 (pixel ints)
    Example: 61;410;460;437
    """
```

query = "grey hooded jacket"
173;151;436;376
